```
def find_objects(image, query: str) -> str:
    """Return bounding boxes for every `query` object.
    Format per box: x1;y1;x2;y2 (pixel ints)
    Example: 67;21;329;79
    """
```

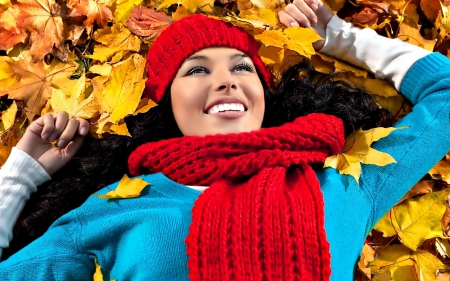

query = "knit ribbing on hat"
144;14;272;102
128;113;345;280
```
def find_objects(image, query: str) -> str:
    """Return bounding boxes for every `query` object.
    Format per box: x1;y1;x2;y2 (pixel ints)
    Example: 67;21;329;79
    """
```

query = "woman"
0;0;448;279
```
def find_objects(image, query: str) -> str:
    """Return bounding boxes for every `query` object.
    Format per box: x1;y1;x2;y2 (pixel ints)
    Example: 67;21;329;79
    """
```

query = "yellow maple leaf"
324;127;402;183
49;74;99;119
239;7;278;25
284;26;322;58
374;188;450;251
95;174;149;199
0;100;17;133
93;53;146;123
369;244;444;280
85;23;141;63
114;0;143;24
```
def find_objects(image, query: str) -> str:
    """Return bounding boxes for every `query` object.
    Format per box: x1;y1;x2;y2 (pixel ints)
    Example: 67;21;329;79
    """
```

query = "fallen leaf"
436;237;450;258
430;158;450;183
85;23;142;63
442;194;450;237
239;7;278;25
114;0;143;24
0;0;66;62
421;0;441;23
132;98;157;115
92;54;146;124
49;74;99;119
324;127;402;183
89;63;112;76
0;127;22;167
0;58;77;120
68;0;113;34
441;2;450;33
0;100;17;132
358;244;375;279
284;27;322;58
397;22;436;51
374;189;450;250
250;0;284;9
370;244;445;281
126;5;172;38
95;174;149;199
172;5;191;21
399;180;433;204
93;259;117;281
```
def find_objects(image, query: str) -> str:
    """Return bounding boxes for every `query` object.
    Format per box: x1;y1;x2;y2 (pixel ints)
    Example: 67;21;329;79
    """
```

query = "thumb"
64;134;87;160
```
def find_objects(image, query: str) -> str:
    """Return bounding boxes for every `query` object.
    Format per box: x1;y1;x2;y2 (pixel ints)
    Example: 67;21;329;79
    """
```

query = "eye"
233;62;254;72
184;66;210;76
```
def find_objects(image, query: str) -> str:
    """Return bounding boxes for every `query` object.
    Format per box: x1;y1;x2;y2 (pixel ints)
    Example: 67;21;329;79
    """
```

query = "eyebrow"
185;53;249;62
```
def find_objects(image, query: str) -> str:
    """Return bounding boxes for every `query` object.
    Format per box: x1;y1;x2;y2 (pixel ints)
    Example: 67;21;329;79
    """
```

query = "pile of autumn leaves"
1;0;450;279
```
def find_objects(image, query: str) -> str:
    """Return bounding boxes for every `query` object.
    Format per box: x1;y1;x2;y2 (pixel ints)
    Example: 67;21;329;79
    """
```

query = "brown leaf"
441;194;450;237
68;0;113;34
126;5;172;38
352;6;379;25
399;180;434;203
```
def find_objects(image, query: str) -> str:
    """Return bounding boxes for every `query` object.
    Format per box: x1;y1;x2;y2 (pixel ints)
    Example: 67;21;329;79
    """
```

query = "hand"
278;0;334;50
16;112;90;176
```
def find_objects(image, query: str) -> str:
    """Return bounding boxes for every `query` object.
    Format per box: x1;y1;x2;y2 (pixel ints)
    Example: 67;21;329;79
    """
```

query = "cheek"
170;81;207;133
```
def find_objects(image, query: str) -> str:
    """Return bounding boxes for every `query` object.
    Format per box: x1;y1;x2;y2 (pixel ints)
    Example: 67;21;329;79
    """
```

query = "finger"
76;118;90;136
49;111;69;141
64;135;86;159
291;0;318;25
305;0;318;10
41;114;55;140
57;118;79;148
284;4;312;27
278;10;300;27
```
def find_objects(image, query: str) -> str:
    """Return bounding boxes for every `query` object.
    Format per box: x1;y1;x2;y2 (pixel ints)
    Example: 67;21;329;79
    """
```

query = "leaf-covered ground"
1;0;450;279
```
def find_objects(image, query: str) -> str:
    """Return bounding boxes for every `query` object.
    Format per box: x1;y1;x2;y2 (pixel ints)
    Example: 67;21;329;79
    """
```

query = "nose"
213;70;237;92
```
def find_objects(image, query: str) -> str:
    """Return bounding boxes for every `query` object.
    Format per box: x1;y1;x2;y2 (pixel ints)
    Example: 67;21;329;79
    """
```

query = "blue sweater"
1;53;450;280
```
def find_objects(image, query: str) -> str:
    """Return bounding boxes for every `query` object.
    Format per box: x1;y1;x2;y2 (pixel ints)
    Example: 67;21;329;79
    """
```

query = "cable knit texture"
144;14;272;102
128;113;345;281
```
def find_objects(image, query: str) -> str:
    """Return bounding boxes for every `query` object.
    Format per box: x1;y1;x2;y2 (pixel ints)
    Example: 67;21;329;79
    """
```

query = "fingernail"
49;134;58;141
80;127;87;136
311;17;317;25
42;133;49;140
304;21;311;28
290;22;299;27
311;3;318;10
57;140;66;148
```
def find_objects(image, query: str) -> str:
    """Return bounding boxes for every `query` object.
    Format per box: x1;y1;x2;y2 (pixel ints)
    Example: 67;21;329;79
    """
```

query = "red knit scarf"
128;113;345;281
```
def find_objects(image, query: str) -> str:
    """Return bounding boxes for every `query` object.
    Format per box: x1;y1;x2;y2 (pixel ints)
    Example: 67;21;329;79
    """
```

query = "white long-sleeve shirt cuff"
0;147;50;258
321;15;431;91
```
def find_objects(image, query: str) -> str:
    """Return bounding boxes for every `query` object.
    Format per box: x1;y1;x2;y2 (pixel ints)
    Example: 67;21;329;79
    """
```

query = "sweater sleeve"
0;147;51;259
0;211;95;280
321;16;450;227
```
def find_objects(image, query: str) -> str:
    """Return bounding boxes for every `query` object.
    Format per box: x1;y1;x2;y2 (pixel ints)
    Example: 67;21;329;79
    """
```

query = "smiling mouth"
205;103;248;119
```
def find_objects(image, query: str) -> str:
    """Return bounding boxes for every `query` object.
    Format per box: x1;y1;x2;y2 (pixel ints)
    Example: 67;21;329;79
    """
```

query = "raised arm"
0;112;89;259
279;2;450;228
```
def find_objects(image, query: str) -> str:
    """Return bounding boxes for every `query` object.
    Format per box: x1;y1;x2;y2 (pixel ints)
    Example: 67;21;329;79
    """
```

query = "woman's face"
170;47;265;136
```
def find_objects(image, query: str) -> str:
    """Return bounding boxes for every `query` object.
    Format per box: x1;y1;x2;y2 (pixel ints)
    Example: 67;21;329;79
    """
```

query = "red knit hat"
144;14;272;102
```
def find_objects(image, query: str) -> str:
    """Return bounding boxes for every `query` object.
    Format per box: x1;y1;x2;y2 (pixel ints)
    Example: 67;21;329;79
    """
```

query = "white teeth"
208;103;246;114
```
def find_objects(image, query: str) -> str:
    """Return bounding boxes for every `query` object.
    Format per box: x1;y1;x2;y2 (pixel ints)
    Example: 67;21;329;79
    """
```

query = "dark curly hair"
2;59;392;260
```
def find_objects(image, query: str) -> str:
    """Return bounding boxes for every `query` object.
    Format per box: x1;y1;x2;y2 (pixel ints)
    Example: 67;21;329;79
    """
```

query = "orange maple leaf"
68;0;113;34
0;59;77;120
0;0;66;62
